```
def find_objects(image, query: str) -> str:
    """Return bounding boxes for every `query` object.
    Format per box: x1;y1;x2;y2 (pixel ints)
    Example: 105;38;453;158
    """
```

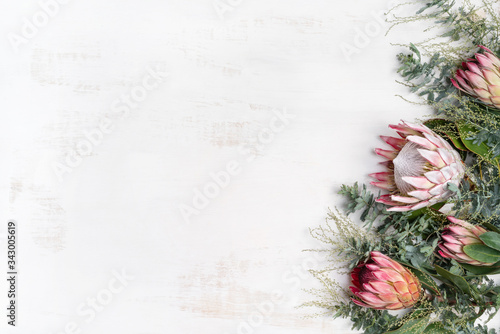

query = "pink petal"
390;195;420;204
401;176;435;189
460;236;481;245
483;70;500;86
443;242;463;253
386;205;414;212
349;286;360;294
465;62;482;75
370;181;394;191
378;293;398;303
401;121;433;135
367;281;396;294
448;225;473;237
393;281;410;294
450;77;461;88
371;255;405;273
362;283;379;294
369;172;390;182
438;248;454;259
454;252;477;263
375;148;397;160
406;135;436;150
357;292;384;305
351;298;371;308
407;189;432;200
418;149;446;168
375;198;400;206
429;184;446;196
437;148;455;165
381;135;406;150
469;225;487;238
388;123;419;137
484;50;500;67
476;53;494;68
365;264;380;271
490;96;500;106
424;170;446;184
440;165;455;180
479;45;495;54
385;302;404;310
465;70;488;89
370;251;388;259
374;268;404;282
442;235;460;244
488;85;500;96
455;75;476;95
408;200;430;210
473;87;491;99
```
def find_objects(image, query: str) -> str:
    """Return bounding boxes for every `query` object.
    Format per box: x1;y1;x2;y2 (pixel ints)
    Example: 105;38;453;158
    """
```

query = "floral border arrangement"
305;1;500;333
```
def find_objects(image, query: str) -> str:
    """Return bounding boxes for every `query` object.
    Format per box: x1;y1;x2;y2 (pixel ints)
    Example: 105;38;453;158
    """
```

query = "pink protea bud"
350;252;421;310
370;120;465;212
438;216;495;266
451;46;500;109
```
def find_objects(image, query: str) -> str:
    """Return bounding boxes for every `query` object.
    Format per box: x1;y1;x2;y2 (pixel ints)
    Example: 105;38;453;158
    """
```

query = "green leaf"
384;316;430;334
457;123;493;158
410;43;421;62
423;323;454;333
424;119;467;151
406;202;445;221
406;267;441;296
463;244;500;263
434;265;472;296
461;261;500;276
479;232;500;251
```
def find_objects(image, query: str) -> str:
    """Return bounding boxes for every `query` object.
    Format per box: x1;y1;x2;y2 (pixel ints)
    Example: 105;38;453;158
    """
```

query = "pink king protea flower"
438;216;495;266
370;121;465;212
451;46;500;109
350;252;421;310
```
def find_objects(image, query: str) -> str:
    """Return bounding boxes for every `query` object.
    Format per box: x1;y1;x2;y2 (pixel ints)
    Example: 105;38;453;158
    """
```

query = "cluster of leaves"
305;0;500;333
306;184;500;333
395;0;500;155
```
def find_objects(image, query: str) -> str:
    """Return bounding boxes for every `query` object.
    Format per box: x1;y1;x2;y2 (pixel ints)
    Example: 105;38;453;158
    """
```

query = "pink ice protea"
451;46;500;109
438;216;495;266
370;121;465;212
350;252;421;310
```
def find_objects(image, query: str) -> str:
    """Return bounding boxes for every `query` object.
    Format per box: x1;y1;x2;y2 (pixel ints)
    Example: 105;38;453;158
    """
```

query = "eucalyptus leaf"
434;265;472;296
463;244;500;264
479;232;500;251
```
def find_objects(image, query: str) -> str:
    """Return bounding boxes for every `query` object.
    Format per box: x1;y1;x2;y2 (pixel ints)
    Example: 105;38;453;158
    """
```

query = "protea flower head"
370;121;465;212
451;46;500;109
438;216;495;266
350;251;421;310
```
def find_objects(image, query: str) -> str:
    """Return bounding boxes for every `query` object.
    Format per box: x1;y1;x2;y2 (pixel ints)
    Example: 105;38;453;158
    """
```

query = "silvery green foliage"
305;1;500;333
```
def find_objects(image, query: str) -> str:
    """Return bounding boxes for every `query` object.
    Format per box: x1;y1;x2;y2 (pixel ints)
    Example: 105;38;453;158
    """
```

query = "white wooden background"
1;0;499;333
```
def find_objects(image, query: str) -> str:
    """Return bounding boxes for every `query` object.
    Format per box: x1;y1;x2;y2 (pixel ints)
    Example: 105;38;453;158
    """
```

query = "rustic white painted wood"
1;0;499;333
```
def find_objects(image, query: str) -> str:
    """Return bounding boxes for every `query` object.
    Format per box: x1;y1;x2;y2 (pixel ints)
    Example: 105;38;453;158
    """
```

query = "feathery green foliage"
305;1;500;332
